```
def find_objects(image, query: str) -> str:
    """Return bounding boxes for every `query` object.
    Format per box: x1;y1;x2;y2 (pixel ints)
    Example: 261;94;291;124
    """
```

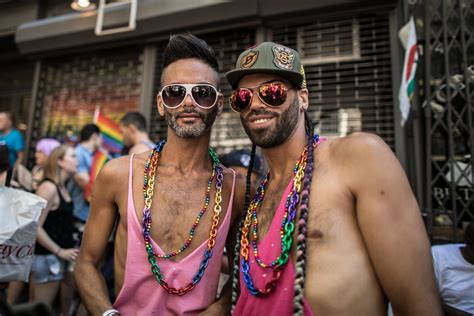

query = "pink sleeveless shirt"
114;155;235;315
234;160;323;315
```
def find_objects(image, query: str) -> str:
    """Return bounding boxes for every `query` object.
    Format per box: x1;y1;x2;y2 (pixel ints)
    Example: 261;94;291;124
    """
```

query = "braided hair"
231;112;316;314
231;144;257;311
293;111;315;315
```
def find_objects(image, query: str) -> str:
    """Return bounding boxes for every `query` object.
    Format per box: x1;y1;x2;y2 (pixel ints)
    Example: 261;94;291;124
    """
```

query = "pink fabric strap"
114;154;235;315
234;166;317;315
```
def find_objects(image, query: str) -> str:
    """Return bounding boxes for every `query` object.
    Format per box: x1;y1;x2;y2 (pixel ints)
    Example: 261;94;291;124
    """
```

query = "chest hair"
146;167;220;257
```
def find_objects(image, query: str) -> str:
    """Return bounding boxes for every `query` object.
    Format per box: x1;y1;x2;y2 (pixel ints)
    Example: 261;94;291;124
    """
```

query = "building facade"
0;0;472;242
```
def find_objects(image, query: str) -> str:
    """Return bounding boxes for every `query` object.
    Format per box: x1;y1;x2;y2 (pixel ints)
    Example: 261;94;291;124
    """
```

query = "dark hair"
120;112;147;132
293;111;315;314
161;34;219;83
230;111;315;313
79;124;100;142
0;141;10;173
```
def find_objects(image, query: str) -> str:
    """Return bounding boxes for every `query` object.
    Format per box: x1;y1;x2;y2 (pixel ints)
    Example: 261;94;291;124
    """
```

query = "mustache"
246;109;278;119
180;108;199;114
175;108;204;118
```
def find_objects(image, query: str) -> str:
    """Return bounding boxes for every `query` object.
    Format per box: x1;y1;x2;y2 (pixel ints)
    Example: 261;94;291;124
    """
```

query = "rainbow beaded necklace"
240;135;318;296
142;140;224;295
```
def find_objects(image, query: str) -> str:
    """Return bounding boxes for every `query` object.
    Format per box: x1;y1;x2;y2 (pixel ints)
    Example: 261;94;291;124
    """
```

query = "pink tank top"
233;137;326;316
114;155;235;315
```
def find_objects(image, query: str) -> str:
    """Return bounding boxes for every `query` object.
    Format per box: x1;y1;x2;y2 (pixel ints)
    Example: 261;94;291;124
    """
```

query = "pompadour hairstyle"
161;34;219;76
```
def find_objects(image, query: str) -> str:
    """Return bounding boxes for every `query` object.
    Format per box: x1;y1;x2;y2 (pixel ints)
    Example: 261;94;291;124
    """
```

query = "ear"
216;93;224;116
298;89;309;111
157;94;165;117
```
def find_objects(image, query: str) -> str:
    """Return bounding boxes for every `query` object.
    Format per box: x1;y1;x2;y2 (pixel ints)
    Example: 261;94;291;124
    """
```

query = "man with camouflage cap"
226;42;442;315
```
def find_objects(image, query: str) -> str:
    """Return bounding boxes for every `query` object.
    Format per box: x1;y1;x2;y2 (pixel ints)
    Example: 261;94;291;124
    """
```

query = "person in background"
219;149;264;188
0;140;10;186
0;112;24;170
119;112;155;155
432;222;474;316
68;124;102;224
7;138;61;306
1;142;54;316
31;138;61;191
30;145;79;315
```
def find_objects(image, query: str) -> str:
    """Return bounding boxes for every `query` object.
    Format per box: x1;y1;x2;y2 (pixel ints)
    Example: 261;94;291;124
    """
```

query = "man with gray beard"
74;34;245;315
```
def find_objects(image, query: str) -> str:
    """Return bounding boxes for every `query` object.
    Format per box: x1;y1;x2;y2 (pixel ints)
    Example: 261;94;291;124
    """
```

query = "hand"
58;248;80;263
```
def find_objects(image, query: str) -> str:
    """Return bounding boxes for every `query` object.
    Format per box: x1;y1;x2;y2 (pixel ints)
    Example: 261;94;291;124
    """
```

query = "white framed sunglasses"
159;84;221;109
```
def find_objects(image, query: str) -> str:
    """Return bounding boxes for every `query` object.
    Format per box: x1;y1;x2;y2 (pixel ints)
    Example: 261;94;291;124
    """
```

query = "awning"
15;0;389;55
15;0;258;54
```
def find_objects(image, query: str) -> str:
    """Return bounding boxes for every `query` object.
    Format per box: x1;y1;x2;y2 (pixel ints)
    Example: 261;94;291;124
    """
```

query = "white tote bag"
0;186;46;282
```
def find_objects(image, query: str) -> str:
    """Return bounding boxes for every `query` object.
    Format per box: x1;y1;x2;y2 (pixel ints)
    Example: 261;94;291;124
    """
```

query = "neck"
80;140;95;152
52;169;68;186
261;115;309;183
160;129;213;173
133;131;151;145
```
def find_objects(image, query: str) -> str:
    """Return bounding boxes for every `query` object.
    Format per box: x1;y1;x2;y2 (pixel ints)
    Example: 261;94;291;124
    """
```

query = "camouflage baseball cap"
226;42;306;90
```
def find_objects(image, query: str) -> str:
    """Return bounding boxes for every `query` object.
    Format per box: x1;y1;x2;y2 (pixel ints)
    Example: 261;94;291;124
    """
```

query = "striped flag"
84;148;108;202
93;108;124;154
399;17;419;126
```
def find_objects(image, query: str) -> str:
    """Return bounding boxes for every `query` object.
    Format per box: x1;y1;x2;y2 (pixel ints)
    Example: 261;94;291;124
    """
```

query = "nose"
182;93;195;107
247;90;266;111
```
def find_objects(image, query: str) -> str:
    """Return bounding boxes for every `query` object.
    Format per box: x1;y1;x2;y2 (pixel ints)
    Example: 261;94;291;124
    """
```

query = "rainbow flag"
84;149;108;202
93;109;124;154
398;17;418;126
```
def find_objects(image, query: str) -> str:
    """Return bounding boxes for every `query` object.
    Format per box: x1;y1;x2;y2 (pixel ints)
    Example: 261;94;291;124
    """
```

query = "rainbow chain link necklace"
240;134;319;296
142;140;224;295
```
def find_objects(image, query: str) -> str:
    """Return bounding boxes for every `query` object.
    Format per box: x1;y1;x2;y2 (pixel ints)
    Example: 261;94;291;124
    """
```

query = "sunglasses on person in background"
229;82;289;113
159;84;221;109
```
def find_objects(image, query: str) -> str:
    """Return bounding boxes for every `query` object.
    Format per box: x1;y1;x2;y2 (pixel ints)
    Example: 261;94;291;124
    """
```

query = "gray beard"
165;108;217;138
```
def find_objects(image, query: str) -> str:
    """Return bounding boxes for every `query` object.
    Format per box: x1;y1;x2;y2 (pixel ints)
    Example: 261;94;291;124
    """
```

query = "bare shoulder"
222;165;246;185
323;132;391;157
130;150;150;169
221;165;246;198
98;155;130;181
318;132;395;169
221;165;246;219
91;155;132;207
315;132;405;191
130;144;151;155
36;180;57;198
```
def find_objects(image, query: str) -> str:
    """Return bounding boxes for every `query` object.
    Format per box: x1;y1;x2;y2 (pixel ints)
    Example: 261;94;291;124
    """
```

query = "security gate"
422;0;474;242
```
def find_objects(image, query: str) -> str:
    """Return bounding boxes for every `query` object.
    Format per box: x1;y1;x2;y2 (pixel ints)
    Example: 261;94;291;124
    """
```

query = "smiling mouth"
254;118;272;124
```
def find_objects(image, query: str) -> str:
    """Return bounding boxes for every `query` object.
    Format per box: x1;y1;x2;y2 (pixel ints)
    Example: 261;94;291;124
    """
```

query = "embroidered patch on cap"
240;51;259;69
272;45;295;70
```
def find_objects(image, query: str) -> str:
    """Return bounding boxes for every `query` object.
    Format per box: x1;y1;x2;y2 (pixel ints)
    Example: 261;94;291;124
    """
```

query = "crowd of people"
0;33;472;316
